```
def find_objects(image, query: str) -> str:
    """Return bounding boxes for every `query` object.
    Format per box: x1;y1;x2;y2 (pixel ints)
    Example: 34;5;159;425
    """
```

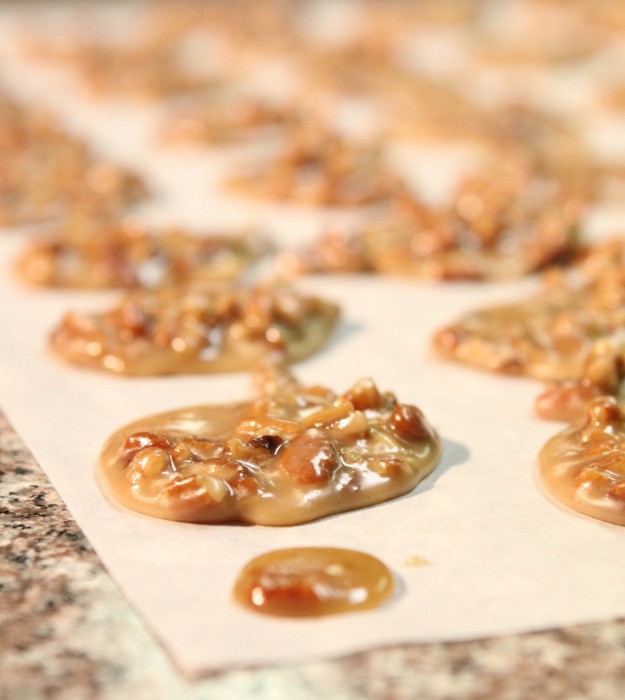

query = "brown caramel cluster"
509;0;625;34
295;154;580;280
470;4;607;66
160;94;301;146
98;371;440;525
14;220;270;289
433;239;625;380
0;92;146;227
539;396;625;526
535;335;625;423
10;0;625;540
56;40;210;101
50;282;340;375
226;124;402;207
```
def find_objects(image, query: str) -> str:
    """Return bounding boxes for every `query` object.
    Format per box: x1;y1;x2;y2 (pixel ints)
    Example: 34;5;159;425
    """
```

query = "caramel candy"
538;396;625;526
49;281;339;376
433;240;625;381
98;370;440;525
232;547;394;617
470;2;606;67
226;123;402;207
70;43;207;100
0;91;146;226
161;94;300;146
15;221;270;289
295;152;580;281
535;334;625;422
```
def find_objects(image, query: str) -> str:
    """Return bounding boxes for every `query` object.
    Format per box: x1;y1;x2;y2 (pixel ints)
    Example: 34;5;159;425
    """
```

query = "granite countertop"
1;411;624;700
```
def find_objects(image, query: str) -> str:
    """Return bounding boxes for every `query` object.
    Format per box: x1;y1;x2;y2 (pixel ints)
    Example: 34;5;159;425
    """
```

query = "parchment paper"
1;3;625;677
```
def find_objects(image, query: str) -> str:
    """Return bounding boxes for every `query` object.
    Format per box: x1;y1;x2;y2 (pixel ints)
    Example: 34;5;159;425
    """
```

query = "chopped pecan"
388;404;432;442
277;430;338;484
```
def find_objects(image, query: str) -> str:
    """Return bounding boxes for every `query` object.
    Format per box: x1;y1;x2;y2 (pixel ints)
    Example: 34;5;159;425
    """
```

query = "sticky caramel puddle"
97;376;441;526
232;547;394;617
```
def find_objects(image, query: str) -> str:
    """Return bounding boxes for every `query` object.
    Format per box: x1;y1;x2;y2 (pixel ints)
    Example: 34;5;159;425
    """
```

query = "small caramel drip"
404;555;431;567
232;547;394;617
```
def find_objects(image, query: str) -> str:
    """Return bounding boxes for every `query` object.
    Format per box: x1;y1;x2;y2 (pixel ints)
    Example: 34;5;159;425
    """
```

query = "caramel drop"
232;547;394;617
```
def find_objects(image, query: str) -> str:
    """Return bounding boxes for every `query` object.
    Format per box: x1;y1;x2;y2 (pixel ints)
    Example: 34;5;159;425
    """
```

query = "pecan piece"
341;378;382;411
247;434;283;454
129;446;171;478
120;431;171;465
388;404;432;442
277;430;338;484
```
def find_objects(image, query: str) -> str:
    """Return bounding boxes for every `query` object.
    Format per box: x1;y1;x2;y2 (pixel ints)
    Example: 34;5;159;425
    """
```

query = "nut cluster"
539;396;625;526
9;0;625;533
226;124;402;207
15;220;270;289
49;282;340;375
0;91;146;227
99;372;440;525
161;94;301;145
297;152;581;280
433;238;625;427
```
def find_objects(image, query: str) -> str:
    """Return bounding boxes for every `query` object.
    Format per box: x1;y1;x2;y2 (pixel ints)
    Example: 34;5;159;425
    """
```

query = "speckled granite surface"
1;409;624;700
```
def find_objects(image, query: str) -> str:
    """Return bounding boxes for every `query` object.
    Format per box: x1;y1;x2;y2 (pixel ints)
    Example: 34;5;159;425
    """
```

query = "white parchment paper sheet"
1;2;624;677
2;260;624;676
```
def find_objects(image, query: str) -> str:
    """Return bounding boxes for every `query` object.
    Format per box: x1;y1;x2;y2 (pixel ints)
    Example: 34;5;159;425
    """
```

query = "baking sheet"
1;2;625;678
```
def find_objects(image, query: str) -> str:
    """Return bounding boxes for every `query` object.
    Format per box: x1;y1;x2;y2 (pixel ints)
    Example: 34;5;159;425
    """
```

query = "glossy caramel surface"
50;282;339;376
538;396;625;526
232;547;394;617
433;240;625;382
15;225;269;289
98;373;441;525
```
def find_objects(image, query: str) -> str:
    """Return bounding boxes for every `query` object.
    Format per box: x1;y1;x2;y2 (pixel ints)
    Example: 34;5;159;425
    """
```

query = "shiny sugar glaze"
232;547;394;617
97;377;441;526
434;241;625;382
538;396;625;526
50;282;340;376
